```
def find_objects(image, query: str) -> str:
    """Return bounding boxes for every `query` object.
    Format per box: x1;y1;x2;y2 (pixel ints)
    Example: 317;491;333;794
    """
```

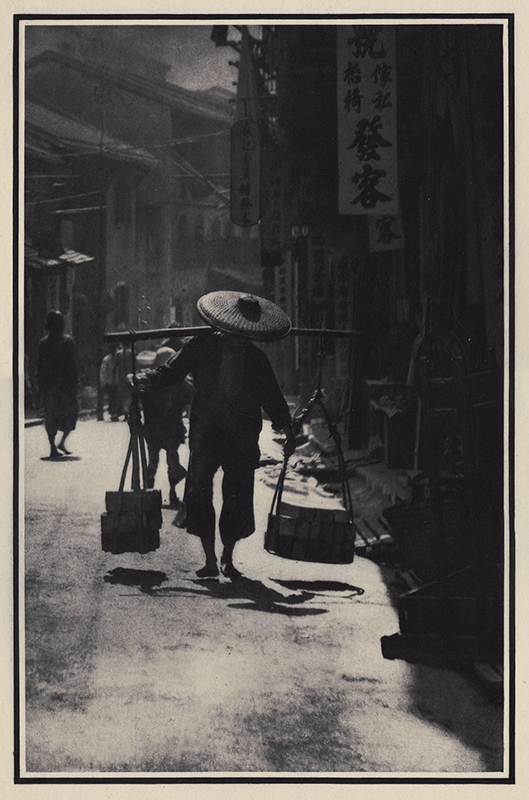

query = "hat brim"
197;291;291;341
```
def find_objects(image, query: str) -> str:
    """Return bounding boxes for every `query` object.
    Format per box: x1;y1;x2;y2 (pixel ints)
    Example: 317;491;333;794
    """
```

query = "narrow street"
22;416;504;776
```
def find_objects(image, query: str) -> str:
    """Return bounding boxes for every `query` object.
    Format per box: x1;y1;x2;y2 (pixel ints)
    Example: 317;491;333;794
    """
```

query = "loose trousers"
184;419;260;547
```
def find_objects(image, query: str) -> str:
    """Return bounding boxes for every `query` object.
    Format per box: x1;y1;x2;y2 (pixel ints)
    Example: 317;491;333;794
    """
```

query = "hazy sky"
25;23;243;93
126;25;240;92
156;25;240;91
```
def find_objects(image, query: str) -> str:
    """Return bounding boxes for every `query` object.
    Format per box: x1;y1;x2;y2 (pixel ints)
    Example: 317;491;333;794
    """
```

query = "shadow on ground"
104;568;327;616
104;567;169;593
271;579;365;598
40;455;82;462
373;564;505;772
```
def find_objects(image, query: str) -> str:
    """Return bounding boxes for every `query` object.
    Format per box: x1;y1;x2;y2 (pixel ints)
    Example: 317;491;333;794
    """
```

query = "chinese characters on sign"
230;27;260;227
261;143;288;254
230;118;260;227
274;254;293;318
337;25;398;217
368;212;404;251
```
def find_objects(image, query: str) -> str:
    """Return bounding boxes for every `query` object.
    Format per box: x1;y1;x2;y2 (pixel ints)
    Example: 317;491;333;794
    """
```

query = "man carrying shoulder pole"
125;291;297;581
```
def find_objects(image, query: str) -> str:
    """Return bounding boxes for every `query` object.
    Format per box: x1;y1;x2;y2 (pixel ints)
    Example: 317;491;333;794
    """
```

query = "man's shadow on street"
153;574;328;616
103;570;365;615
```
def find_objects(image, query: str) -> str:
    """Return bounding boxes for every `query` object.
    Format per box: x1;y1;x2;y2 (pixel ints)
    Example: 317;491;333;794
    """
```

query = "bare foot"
196;564;219;578
220;558;242;580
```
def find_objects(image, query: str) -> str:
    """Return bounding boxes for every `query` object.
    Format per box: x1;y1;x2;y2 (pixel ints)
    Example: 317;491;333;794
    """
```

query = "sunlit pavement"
21;417;504;776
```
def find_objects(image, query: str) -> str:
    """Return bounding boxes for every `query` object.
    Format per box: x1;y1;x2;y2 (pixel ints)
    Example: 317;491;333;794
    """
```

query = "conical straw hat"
196;291;291;341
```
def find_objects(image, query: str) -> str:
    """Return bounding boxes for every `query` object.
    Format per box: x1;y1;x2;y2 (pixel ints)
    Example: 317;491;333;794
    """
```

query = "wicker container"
265;501;355;564
265;394;356;565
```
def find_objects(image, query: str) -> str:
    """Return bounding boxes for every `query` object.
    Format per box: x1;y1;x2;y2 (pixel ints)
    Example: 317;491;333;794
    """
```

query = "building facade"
229;24;506;647
251;24;504;445
24;37;258;398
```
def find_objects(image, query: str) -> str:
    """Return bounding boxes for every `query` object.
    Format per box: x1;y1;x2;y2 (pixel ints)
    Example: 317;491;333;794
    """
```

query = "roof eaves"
25;139;64;164
26;49;233;125
25;103;158;169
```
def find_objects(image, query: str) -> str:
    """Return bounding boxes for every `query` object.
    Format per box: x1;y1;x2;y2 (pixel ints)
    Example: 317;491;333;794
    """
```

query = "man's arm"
127;336;198;393
253;348;296;457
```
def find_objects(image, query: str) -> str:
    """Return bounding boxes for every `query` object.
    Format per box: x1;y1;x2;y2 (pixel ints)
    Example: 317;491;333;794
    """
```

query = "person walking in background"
99;344;122;421
128;291;296;580
140;344;194;510
37;309;78;459
114;323;133;421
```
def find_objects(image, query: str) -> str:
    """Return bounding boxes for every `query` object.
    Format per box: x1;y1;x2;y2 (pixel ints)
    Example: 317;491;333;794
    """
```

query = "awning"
25;244;94;269
59;249;94;264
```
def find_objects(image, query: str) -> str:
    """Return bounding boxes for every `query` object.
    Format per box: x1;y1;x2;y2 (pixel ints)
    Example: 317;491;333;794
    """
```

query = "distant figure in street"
114;324;133;420
99;344;122;421
128;291;296;580
140;344;194;509
37;310;78;459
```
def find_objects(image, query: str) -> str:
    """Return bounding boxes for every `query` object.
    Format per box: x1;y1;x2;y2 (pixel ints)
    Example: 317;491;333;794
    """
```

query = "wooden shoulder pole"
103;326;364;344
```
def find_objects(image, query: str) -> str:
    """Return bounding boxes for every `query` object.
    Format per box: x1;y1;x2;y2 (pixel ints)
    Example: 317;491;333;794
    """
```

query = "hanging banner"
274;252;293;318
368;212;404;251
230;118;260;226
230;27;260;227
337;25;398;215
260;142;289;255
307;245;330;311
333;256;355;332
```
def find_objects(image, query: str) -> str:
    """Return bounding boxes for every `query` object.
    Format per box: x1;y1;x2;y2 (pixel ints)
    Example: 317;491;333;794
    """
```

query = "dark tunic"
140;380;192;451
141;331;291;543
37;333;78;434
140;378;193;490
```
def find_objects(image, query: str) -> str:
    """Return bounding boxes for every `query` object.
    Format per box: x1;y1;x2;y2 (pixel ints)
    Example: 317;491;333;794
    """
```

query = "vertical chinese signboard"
261;142;289;256
333;255;355;399
337;25;398;217
230;26;260;227
230;118;260;227
274;252;293;319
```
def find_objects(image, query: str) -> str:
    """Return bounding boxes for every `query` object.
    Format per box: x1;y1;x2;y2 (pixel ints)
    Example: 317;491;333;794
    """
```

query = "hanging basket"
265;381;357;564
101;393;162;555
264;400;356;565
264;492;356;564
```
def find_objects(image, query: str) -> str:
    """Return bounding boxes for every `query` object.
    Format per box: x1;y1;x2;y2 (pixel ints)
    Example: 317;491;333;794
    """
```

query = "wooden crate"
101;489;162;554
384;499;471;583
397;566;503;638
105;489;162;515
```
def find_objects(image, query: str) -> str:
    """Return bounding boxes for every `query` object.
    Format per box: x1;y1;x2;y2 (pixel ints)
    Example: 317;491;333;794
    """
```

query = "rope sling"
265;337;357;564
